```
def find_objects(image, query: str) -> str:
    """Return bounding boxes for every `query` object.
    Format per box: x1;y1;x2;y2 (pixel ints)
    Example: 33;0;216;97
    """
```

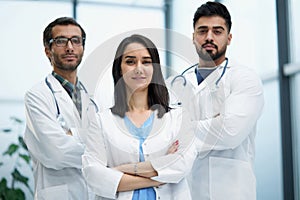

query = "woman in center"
82;34;196;200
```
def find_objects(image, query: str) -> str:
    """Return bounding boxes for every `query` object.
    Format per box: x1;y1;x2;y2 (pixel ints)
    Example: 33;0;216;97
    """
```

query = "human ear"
45;47;52;62
227;33;232;45
192;33;195;44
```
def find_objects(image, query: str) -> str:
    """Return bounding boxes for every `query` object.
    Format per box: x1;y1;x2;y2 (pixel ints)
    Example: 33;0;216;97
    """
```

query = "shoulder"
25;79;48;100
98;108;123;121
164;107;183;121
24;74;57;104
227;59;262;83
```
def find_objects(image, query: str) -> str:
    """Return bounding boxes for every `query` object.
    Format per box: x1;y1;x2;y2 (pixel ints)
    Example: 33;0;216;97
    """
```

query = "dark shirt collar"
52;71;81;94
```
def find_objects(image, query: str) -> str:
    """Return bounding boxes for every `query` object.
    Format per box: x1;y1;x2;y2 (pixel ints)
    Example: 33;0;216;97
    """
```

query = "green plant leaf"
0;178;8;193
11;169;29;185
3;144;19;156
4;188;25;200
18;136;28;151
19;154;30;164
0;162;3;166
11;168;32;195
10;116;23;124
0;128;12;133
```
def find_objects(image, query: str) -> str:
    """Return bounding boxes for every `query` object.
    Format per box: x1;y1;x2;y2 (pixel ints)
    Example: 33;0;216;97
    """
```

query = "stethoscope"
45;77;98;130
171;58;229;87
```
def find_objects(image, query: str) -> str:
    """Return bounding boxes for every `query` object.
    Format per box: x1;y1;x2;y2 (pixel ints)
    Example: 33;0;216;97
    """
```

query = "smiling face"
45;24;84;72
193;15;232;66
121;42;153;93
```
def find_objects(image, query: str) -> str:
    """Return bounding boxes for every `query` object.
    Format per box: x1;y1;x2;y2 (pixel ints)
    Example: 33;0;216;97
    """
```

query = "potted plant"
0;117;33;200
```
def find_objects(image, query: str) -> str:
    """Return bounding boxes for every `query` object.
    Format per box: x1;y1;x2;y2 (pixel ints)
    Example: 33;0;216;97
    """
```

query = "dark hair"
193;1;232;33
43;17;86;48
111;34;170;118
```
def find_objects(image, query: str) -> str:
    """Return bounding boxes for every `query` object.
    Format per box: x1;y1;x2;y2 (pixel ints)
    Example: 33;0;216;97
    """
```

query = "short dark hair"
193;1;232;33
111;34;170;118
43;17;86;48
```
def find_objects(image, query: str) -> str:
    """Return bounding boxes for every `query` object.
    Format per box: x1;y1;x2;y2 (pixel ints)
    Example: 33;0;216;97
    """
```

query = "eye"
197;29;207;35
125;59;135;65
71;37;81;45
214;30;222;35
143;59;152;65
56;38;67;45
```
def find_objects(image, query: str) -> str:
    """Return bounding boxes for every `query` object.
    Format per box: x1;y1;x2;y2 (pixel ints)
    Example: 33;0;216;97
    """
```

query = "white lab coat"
24;74;98;200
168;59;264;200
82;108;197;200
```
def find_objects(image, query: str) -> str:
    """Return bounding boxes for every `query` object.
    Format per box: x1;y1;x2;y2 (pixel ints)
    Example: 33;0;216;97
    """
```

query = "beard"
195;41;227;62
52;52;83;71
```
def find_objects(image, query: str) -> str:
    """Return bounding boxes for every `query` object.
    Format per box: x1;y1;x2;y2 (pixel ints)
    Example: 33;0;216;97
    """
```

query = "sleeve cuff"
82;154;123;199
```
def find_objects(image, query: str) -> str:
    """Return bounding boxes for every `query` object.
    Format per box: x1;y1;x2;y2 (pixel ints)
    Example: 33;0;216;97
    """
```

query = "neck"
53;68;77;85
127;90;149;112
199;56;226;68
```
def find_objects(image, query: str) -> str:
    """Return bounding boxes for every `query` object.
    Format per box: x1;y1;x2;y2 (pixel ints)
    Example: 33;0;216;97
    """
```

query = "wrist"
134;163;138;176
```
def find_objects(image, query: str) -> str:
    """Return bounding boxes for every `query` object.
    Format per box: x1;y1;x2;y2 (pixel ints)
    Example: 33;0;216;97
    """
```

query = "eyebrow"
124;56;152;59
54;35;81;39
197;26;225;30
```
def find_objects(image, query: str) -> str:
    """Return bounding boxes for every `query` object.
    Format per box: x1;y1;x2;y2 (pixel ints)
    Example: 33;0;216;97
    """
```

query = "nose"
135;62;143;74
206;30;214;42
66;40;74;52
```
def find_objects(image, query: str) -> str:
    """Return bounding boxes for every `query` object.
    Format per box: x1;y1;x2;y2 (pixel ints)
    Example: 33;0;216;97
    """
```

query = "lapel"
80;87;90;126
188;59;230;94
112;110;165;138
47;74;81;123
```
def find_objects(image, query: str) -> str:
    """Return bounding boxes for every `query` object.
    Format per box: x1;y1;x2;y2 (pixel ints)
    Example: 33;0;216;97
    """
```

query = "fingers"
167;140;179;154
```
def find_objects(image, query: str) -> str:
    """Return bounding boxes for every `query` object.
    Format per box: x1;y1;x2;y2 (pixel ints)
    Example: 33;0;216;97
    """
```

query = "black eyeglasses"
49;36;85;47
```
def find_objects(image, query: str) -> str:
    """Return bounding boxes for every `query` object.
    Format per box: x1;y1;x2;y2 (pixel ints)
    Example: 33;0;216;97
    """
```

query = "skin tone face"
45;24;84;84
121;42;154;95
193;16;232;67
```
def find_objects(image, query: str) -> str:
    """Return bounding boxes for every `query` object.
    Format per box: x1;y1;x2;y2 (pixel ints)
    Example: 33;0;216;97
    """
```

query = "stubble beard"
196;43;227;62
53;53;83;72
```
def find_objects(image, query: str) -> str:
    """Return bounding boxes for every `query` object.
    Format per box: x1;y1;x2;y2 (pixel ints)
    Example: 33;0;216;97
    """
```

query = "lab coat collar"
46;74;83;120
108;109;165;139
186;59;230;93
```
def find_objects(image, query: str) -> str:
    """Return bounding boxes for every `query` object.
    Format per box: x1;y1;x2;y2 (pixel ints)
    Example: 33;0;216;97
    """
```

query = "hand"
66;129;73;136
167;140;179;154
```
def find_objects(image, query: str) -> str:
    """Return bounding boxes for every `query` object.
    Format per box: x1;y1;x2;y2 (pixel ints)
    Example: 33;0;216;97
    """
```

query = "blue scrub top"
124;112;156;200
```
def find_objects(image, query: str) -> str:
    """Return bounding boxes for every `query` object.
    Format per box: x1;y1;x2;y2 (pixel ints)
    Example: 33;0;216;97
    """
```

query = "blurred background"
0;0;299;199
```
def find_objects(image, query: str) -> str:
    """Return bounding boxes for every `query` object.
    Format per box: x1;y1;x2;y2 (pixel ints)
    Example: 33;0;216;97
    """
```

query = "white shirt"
82;108;197;200
24;74;97;200
168;59;264;200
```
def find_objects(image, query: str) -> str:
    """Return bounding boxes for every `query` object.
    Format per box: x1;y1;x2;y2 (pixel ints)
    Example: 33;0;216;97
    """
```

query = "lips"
202;43;217;50
132;76;146;80
62;54;77;59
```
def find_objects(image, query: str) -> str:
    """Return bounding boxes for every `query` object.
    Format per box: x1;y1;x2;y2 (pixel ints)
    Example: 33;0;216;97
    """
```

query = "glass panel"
289;0;300;198
222;0;278;76
255;80;283;200
289;0;300;63
77;0;164;7
290;73;300;200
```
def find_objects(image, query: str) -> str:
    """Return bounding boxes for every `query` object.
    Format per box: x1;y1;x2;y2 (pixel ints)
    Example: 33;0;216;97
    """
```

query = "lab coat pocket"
209;157;256;200
38;184;68;200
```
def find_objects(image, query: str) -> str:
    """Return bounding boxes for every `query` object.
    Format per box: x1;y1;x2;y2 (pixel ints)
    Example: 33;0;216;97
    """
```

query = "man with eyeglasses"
24;17;98;200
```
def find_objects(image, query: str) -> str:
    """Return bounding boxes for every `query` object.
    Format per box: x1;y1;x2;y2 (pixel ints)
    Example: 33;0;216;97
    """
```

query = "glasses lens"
52;37;83;47
55;38;68;47
71;37;82;45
